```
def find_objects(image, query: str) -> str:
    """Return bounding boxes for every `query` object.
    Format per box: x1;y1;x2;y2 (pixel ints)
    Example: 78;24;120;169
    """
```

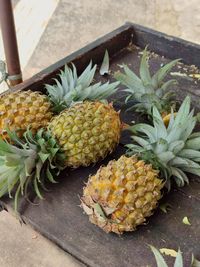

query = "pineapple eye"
145;192;153;202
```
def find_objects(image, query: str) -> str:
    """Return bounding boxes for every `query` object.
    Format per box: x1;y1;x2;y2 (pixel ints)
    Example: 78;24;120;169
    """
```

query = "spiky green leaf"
174;249;183;267
100;50;109;75
0;129;65;212
139;47;152;86
150;246;168;267
152;59;180;88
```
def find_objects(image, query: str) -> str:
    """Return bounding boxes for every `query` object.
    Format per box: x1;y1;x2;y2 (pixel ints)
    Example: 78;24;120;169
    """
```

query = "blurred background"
1;0;200;80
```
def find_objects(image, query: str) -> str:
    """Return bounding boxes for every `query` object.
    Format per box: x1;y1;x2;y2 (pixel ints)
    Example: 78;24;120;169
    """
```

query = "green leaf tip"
100;50;109;75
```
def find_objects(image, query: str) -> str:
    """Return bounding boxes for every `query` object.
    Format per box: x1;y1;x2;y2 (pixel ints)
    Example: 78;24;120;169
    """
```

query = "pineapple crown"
0;129;65;211
126;96;200;190
150;245;199;267
114;47;180;117
45;61;119;113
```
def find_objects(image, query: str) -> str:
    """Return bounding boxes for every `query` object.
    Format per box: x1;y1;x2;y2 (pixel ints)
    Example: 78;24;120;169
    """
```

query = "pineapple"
81;96;200;234
0;61;119;139
0;101;121;210
81;155;162;233
163;112;177;126
48;101;121;168
0;90;53;139
114;47;179;121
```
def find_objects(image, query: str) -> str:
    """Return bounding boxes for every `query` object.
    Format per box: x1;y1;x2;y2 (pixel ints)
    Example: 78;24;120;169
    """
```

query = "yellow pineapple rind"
49;101;121;168
0;90;53;139
162;112;177;127
81;155;164;234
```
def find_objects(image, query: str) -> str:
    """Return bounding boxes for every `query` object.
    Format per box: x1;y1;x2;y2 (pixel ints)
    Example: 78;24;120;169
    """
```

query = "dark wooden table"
1;23;200;267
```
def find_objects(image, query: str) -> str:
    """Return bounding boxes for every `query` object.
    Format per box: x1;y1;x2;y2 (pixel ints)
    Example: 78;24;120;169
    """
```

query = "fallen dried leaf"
182;216;191;225
160;248;178;257
170;72;188;77
189;73;200;80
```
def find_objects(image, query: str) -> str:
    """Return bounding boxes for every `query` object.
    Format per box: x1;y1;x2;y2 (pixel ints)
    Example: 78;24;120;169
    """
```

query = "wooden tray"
1;22;200;267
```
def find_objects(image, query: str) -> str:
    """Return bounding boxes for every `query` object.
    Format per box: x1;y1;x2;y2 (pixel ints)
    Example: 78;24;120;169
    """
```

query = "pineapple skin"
0;90;53;139
48;101;121;168
81;155;164;234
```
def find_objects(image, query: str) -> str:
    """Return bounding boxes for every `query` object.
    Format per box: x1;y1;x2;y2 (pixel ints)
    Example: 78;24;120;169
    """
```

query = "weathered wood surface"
1;24;200;267
131;22;200;67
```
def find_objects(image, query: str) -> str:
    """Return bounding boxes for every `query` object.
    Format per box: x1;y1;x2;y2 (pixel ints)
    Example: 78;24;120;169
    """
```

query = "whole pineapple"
0;61;119;139
81;155;163;233
49;101;121;168
81;96;200;234
0;90;52;139
114;47;179;121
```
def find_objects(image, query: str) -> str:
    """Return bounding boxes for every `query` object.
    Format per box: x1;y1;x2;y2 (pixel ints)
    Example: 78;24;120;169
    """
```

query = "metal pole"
0;0;22;86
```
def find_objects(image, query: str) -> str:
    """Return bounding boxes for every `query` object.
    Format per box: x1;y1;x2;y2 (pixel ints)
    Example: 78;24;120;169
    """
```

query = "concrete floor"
24;0;200;78
0;211;81;267
1;0;200;266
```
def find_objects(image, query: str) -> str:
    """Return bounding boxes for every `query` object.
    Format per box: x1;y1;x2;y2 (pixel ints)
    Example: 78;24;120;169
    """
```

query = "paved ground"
1;0;200;266
24;0;200;78
0;211;81;267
